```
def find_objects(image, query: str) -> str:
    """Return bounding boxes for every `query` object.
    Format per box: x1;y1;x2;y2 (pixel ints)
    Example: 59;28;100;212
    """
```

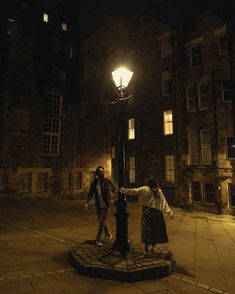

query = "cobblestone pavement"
0;197;234;294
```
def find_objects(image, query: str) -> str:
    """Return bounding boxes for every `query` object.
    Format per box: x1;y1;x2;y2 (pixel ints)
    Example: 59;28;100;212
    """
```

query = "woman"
120;177;174;255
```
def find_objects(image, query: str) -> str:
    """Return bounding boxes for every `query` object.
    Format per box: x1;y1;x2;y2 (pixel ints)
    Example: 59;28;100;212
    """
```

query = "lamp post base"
112;193;132;254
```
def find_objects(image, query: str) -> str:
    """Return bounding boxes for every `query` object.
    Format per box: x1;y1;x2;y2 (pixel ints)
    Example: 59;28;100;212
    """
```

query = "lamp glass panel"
112;67;133;88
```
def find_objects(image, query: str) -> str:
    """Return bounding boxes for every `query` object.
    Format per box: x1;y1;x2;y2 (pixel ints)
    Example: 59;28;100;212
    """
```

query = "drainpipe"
211;69;223;214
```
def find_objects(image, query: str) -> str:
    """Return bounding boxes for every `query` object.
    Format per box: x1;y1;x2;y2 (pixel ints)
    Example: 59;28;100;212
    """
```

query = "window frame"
201;129;212;165
165;155;175;184
190;44;202;69
163;110;173;135
128;118;135;140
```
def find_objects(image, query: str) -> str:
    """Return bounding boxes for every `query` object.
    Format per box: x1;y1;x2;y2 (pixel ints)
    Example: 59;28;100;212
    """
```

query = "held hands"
119;187;125;194
170;212;174;219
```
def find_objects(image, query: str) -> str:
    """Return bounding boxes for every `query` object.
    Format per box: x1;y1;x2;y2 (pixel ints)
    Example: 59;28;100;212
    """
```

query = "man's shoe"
96;240;102;247
104;234;112;241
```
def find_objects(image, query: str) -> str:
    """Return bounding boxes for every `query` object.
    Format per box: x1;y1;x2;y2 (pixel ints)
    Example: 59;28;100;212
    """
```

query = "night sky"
77;0;232;35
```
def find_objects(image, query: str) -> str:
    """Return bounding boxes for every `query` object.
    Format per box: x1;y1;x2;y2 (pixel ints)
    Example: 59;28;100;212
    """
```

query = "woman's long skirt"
141;206;169;245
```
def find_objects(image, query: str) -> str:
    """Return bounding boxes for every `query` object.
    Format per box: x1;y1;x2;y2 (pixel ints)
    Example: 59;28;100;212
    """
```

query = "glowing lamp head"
112;67;133;88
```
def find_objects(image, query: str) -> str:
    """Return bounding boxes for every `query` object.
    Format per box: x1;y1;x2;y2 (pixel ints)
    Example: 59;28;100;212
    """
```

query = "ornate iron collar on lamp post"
111;66;133;254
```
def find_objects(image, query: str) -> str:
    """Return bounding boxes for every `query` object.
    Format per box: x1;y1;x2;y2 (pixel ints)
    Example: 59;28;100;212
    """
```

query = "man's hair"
95;166;104;175
147;177;159;189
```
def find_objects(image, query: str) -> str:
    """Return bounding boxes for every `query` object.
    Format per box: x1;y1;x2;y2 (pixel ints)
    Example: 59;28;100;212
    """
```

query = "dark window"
192;181;201;203
218;33;228;55
190;45;201;68
204;183;214;204
222;80;232;102
227;137;235;159
52;37;59;52
229;184;235;207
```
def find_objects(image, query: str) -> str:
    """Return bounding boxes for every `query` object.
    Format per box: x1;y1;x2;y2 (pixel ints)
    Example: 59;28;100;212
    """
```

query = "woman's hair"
147;177;160;198
147;177;159;189
95;166;104;175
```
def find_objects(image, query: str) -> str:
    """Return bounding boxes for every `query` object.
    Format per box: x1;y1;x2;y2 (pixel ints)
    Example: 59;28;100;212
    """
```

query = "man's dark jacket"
88;177;116;208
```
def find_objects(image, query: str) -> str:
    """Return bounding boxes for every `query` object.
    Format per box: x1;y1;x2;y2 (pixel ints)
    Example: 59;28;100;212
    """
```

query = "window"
160;35;172;58
201;129;212;165
226;137;235;159
42;93;62;156
191;181;201;203
128;118;135;140
75;171;82;189
19;173;32;193
62;22;68;31
218;33;228;55
229;184;235;208
162;70;172;96
186;83;209;112
163;110;173;135
0;172;8;191
129;156;135;183
186;86;197;112
165;155;175;184
58;70;66;84
189;131;199;164
198;83;209;110
36;172;48;192
190;45;201;68
204;183;214;204
222;80;232;102
52;37;59;52
67;43;73;59
43;13;49;23
7;18;14;35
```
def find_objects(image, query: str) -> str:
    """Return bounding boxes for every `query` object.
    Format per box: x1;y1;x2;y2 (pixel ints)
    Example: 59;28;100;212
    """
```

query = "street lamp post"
111;67;133;254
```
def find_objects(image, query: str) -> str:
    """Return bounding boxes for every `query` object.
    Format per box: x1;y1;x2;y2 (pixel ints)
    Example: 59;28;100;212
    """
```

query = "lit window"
190;45;201;68
162;70;172;96
129;156;135;183
191;181;201;203
19;173;32;193
198;83;209;110
42;93;62;156
128;118;135;140
43;13;49;23
222;80;232;102
218;33;228;55
163;110;173;135
62;22;68;31
165;155;175;184
160;34;172;58
36;172;48;192
188;131;199;164
186;86;197;112
201;129;212;165
204;182;214;204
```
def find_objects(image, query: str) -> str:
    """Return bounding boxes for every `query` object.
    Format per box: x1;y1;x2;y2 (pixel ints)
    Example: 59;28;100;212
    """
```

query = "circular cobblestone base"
68;241;174;282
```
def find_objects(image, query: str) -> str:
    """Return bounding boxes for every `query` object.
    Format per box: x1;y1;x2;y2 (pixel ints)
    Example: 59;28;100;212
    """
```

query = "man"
85;166;116;246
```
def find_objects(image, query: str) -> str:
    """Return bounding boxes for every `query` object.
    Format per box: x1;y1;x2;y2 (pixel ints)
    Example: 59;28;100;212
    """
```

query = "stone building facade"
0;0;81;198
121;6;235;213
